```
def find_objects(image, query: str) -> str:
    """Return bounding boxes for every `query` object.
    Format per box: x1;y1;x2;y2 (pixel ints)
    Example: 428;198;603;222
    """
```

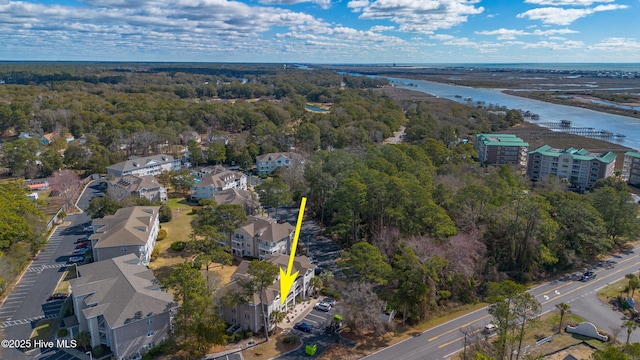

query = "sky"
1;0;639;63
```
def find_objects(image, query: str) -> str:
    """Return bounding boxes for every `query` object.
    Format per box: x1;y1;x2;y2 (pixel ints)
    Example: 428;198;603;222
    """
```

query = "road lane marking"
428;314;491;342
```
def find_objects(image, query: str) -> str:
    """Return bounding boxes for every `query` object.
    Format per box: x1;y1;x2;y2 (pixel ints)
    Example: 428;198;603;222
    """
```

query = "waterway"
387;77;640;150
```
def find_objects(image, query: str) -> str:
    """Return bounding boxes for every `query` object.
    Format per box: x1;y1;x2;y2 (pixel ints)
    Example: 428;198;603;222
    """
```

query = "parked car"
314;303;331;312
72;248;90;255
308;257;317;264
319;298;336;306
47;293;69;302
83;226;93;233
294;322;313;333
67;256;85;264
75;243;90;249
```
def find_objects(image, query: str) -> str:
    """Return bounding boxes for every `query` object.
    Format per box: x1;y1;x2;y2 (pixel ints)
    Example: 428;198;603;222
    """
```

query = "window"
147;330;155;337
121;247;127;252
147;318;153;325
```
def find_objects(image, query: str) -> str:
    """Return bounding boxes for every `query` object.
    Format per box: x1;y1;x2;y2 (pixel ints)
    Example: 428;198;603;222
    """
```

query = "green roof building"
623;151;640;185
527;145;616;188
475;134;529;171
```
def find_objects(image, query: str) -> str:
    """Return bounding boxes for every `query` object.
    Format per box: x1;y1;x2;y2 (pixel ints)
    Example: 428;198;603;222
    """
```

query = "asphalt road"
0;180;103;359
363;248;640;360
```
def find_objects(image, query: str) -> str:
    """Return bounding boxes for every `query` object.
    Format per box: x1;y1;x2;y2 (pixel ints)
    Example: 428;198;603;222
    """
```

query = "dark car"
47;293;68;302
294;322;313;333
582;271;596;281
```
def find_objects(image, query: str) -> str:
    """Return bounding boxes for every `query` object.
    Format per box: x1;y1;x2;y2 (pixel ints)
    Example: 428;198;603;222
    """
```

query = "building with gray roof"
69;254;176;360
109;175;167;202
231;215;294;259
106;154;181;177
90;206;160;266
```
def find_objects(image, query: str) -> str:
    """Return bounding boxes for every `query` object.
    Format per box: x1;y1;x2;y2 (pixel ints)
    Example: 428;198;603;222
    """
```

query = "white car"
483;323;498;334
314;303;331;312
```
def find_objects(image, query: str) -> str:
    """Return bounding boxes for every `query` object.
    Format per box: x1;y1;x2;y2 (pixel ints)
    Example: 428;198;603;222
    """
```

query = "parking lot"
293;303;339;335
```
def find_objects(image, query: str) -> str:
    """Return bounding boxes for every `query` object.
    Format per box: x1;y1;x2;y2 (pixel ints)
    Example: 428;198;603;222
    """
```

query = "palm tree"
556;302;570;334
629;276;640;298
269;309;287;331
623;320;638;344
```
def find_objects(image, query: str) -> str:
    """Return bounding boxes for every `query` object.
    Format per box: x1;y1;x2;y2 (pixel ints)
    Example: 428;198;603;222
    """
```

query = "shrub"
150;248;160;262
170;241;186;251
159;204;172;223
157;228;167;241
92;345;106;357
282;334;299;344
245;330;253;338
57;328;68;338
320;288;340;299
235;332;244;342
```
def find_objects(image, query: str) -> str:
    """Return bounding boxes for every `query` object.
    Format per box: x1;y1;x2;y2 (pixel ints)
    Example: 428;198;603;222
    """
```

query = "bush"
245;330;253;338
159;204;172;223
171;241;186;251
92;345;106;357
320;288;340;299
150;248;160;262
282;334;299;344
157;228;167;241
235;332;244;342
57;328;68;338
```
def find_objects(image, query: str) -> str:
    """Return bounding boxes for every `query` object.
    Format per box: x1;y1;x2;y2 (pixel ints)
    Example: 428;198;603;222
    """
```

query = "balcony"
232;241;244;251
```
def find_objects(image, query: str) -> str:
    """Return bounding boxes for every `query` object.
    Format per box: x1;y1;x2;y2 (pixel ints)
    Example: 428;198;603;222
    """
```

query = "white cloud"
587;37;640;52
259;0;332;10
370;25;394;32
522;39;584;49
430;34;455;41
517;4;628;25
475;27;577;40
347;0;484;34
524;0;614;5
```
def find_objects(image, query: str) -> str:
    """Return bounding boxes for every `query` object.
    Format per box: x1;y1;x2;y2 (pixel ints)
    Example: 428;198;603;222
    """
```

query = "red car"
75;243;90;249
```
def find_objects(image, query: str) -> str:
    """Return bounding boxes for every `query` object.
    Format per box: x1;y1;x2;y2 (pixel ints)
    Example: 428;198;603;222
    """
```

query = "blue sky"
1;0;638;63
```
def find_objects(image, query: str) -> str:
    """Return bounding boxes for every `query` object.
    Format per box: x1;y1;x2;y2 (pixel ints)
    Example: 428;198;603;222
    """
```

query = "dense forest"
0;63;638;341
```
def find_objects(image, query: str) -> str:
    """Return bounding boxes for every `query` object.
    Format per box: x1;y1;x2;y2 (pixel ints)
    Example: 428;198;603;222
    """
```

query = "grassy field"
53;266;77;294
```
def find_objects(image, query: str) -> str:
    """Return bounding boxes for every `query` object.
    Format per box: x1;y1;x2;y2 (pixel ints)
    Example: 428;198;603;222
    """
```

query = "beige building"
527;146;616;189
623;151;640;186
475;134;529;171
69;254;175;360
214;188;259;215
221;254;315;334
90;206;160;266
231;216;294;259
109;175;167;202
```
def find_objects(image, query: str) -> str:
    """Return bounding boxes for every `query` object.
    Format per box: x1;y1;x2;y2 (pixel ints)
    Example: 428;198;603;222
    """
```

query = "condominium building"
231;216;294;260
475;134;529;171
527;145;616;188
106;155;181;177
623;151;640;186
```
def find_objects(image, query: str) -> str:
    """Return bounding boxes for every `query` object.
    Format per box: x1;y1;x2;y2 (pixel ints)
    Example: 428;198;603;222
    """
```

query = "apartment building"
623;151;640;186
231;216;294;260
106;155;181;177
527;145;616;189
475;134;529;171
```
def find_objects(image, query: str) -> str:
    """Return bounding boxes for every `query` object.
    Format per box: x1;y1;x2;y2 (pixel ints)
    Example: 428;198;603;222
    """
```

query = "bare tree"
51;170;81;211
338;281;386;336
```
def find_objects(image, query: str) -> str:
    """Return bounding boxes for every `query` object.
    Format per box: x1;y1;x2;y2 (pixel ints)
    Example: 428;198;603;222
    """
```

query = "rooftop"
529;145;617;163
107;154;176;173
476;133;529;147
91;206;160;248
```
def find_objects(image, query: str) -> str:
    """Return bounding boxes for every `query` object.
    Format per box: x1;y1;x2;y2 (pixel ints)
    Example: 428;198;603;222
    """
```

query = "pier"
537;121;625;139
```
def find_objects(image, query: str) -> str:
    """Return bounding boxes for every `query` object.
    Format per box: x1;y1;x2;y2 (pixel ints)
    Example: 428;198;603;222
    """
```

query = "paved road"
383;126;406;145
0;180;103;359
363;249;640;360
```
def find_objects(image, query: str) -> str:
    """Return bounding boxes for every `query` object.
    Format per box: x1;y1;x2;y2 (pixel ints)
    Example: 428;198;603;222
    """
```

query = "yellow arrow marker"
280;197;307;305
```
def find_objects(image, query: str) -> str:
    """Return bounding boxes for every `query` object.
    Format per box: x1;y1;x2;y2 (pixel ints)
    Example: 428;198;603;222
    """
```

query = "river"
385;77;640;151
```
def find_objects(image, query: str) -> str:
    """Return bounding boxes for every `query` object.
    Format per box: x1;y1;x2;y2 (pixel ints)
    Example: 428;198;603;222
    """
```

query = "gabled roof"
111;175;164;192
256;152;303;163
69;254;174;329
529;145;617;163
197;170;245;189
214;188;257;207
107;154;175;173
91;206;159;248
236;216;294;243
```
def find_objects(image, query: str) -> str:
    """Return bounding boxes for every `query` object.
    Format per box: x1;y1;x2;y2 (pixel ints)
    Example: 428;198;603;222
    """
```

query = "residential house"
214;188;259;215
475;134;529;172
231;216;294;259
18;131;35;140
26;179;49;191
191;166;247;201
109;175;167;202
256;152;303;175
623;151;640;186
69;254;175;360
90;206;160;266
527;145;616;189
221;254;315;334
40;133;54;145
106;155;181;178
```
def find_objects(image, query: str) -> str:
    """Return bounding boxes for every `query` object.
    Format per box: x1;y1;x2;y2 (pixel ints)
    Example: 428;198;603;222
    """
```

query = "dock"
537;121;625;139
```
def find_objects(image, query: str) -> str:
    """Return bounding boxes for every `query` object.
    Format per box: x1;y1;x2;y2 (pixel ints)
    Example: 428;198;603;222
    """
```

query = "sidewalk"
280;297;322;329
